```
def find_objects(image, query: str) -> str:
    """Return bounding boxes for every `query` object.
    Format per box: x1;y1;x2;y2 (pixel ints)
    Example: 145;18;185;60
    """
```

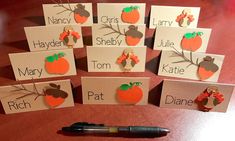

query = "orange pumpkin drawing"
181;32;203;51
45;52;69;75
116;82;143;104
121;6;140;24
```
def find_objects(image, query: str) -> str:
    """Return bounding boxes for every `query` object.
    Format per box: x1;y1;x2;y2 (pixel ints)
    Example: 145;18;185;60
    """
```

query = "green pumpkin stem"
58;52;65;58
184;32;203;39
120;84;130;90
54;54;59;60
123;6;139;13
197;32;203;36
46;52;65;62
120;82;142;90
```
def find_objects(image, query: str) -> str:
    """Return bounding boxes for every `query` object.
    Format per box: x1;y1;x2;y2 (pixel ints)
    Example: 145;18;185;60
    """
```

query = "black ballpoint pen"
61;122;170;138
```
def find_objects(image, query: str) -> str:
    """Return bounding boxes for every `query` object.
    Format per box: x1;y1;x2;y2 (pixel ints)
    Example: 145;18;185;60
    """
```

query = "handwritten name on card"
149;6;200;29
87;46;146;72
43;3;93;26
9;49;76;80
24;25;84;51
81;77;149;105
92;24;145;47
160;79;234;112
97;3;145;24
154;27;211;52
0;79;74;114
158;51;224;82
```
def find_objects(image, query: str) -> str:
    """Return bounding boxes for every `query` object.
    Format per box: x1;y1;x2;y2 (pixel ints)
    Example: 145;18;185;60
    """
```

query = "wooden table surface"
0;0;235;141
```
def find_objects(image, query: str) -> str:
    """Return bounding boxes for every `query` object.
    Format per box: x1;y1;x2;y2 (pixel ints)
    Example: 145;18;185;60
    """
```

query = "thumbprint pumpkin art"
116;82;143;104
45;52;70;75
176;9;194;27
12;82;68;108
121;6;140;24
195;86;224;112
117;48;139;72
54;1;90;24
59;25;80;48
100;24;143;46
171;47;219;81
181;32;203;52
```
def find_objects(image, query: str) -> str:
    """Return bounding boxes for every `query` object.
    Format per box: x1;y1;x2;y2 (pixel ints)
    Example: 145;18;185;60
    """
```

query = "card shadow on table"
83;35;92;46
145;16;150;27
75;56;88;72
24;16;45;25
145;36;155;49
4;40;30;51
72;85;83;104
0;102;6;114
144;25;156;50
145;52;161;75
0;65;15;80
148;81;163;107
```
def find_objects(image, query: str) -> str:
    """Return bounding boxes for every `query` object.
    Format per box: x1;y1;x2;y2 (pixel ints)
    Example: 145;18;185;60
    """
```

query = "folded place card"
24;25;84;51
97;3;145;24
0;79;74;114
160;79;234;112
154;27;212;52
87;46;146;72
9;49;76;80
149;6;200;29
43;3;93;26
158;51;224;82
81;77;149;105
92;24;146;47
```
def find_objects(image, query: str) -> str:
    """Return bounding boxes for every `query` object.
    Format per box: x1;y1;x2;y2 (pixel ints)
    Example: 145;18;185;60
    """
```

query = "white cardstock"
158;51;224;82
81;77;150;105
43;3;93;26
0;79;74;114
154;27;212;52
92;24;146;47
24;25;84;51
160;79;234;112
87;46;147;72
97;3;146;24
9;49;77;80
149;5;200;29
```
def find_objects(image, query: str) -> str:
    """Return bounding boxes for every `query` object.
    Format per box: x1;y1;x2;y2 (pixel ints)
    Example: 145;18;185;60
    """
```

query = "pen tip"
163;128;170;134
62;127;72;132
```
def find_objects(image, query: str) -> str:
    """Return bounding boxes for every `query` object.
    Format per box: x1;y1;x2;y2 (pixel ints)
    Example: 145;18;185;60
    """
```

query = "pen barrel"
83;126;113;133
118;126;169;137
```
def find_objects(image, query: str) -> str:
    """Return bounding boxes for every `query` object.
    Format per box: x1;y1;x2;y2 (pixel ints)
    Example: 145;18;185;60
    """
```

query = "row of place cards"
8;47;223;82
1;77;233;114
42;2;201;28
24;23;146;52
8;46;146;81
